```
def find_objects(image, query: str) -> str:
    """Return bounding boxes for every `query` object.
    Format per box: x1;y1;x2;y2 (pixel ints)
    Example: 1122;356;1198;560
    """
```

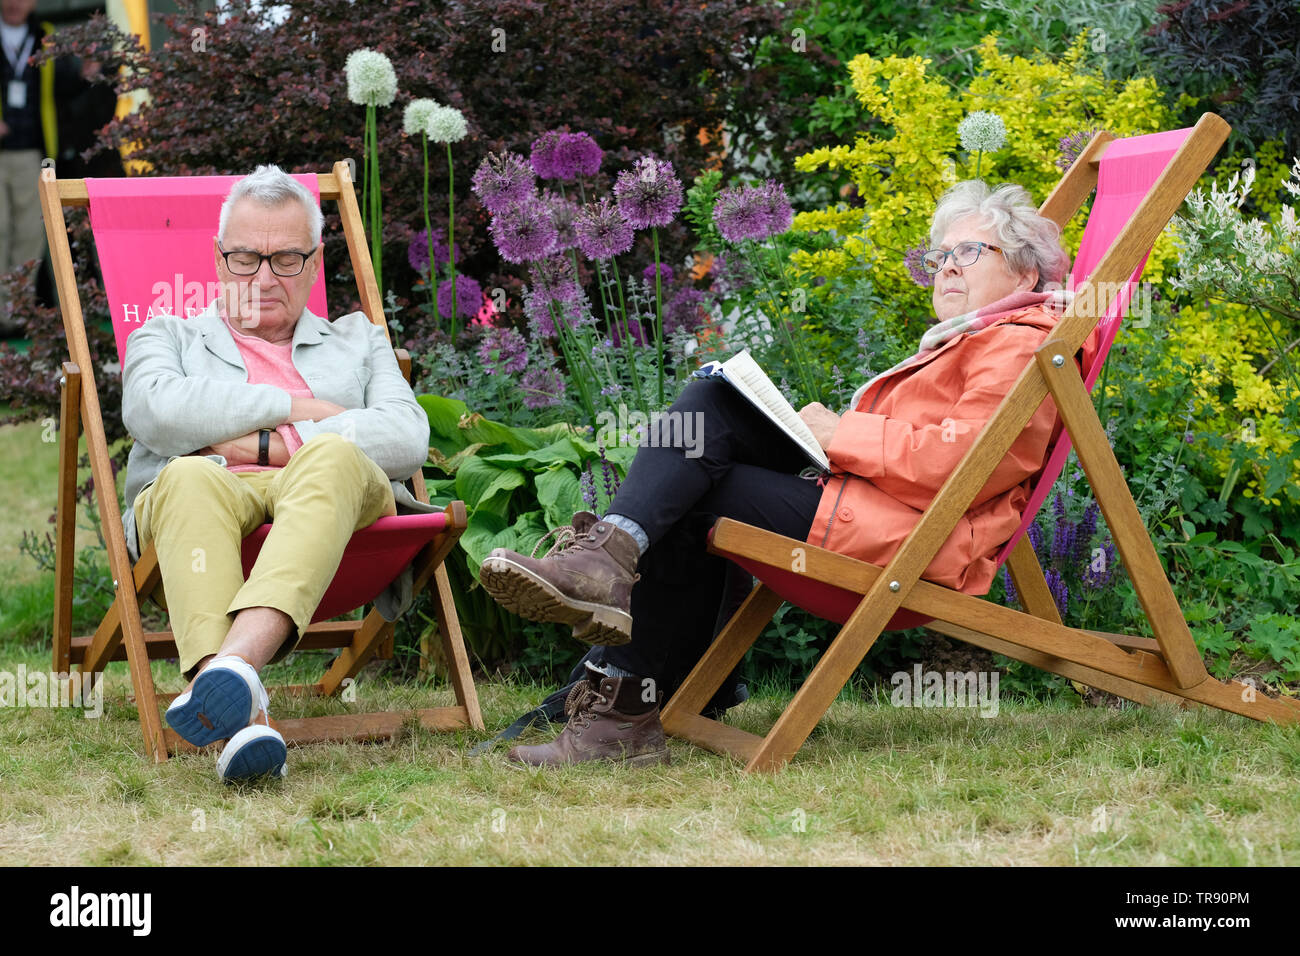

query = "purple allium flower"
543;190;582;251
1002;567;1019;608
643;263;674;284
525;288;591;339
754;179;794;237
521;365;565;409
528;255;582;304
1057;128;1109;171
613;157;683;230
437;275;483;321
471;151;536;214
574;197;635;260
530;130;603;182
904;244;935;288
407;227;459;274
664;286;707;335
1044;567;1069;617
489;196;558;264
477;325;529;377
712;185;767;244
610;319;647;347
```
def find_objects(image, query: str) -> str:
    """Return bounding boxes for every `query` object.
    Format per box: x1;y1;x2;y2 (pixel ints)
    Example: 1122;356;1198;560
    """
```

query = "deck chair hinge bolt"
889;580;900;592
1051;354;1065;367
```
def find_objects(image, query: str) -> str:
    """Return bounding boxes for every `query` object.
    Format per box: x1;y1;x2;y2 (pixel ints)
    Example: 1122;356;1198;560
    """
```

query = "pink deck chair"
660;116;1300;771
40;162;483;763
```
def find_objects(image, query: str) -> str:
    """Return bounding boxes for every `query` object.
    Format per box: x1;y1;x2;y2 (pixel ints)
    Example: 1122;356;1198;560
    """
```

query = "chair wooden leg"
662;583;782;727
319;608;393;696
52;363;81;697
430;563;483;730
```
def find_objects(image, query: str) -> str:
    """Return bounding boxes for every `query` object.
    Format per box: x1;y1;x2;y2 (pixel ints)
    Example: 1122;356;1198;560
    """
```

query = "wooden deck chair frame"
40;161;484;763
661;113;1300;772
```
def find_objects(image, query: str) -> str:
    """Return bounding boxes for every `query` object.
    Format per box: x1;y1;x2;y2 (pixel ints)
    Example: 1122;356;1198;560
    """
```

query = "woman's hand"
798;402;841;450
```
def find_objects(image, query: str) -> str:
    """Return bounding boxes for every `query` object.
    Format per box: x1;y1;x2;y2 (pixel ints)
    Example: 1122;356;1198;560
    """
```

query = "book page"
717;351;829;470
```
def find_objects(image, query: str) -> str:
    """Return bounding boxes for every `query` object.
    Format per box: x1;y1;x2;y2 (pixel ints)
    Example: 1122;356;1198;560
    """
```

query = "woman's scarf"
845;288;1071;412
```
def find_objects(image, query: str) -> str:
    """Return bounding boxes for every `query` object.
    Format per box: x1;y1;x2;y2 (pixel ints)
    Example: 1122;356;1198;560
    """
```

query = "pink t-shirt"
222;313;310;472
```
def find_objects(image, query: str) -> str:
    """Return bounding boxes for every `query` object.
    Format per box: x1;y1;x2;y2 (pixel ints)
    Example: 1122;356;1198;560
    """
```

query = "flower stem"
367;105;383;300
652;228;665;406
420;133;436;322
447;142;459;334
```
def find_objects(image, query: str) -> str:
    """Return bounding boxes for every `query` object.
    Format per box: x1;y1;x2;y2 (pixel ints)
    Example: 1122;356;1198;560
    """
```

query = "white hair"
929;180;1069;291
217;164;324;247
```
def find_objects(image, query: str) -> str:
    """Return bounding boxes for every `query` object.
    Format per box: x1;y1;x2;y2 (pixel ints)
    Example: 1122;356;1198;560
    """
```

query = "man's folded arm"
121;317;292;456
290;319;430;480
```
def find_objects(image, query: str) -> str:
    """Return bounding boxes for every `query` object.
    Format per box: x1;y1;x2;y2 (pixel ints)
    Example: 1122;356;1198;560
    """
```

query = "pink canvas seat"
42;163;482;762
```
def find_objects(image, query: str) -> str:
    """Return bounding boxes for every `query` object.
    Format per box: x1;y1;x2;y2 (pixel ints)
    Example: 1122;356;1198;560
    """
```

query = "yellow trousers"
134;433;397;675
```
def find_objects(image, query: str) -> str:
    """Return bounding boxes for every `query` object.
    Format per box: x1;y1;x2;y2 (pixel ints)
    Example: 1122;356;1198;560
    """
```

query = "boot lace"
563;680;607;733
530;523;586;559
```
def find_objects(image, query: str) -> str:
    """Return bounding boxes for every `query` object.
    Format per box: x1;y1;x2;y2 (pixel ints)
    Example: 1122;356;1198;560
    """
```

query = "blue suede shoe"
216;725;288;783
165;656;265;748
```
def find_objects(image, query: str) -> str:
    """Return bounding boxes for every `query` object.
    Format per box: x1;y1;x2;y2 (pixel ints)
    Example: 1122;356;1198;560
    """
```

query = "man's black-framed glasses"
218;242;319;277
921;241;1004;275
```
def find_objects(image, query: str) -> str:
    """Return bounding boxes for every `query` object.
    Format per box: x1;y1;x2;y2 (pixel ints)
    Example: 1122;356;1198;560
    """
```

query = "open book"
693;350;830;473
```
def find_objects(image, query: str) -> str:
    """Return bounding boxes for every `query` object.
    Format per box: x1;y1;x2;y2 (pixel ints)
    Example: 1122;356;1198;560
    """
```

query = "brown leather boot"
507;665;669;767
479;512;639;645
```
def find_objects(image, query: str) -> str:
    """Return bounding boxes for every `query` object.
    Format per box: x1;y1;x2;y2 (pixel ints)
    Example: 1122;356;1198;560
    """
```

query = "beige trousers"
134;433;397;674
0;148;45;282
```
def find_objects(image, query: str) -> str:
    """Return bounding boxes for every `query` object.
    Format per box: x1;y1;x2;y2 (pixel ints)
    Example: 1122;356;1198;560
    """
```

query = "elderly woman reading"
120;165;430;781
480;180;1072;767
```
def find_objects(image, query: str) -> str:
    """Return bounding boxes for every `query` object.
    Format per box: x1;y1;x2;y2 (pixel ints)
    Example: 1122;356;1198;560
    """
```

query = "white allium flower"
403;98;441;136
958;111;1007;154
345;49;398;108
426;105;468;144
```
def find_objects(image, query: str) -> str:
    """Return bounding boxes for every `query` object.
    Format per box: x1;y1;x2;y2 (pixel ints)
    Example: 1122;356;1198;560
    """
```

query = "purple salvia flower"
520;365;565;409
1051;518;1077;568
712;185;766;244
580;467;598;508
437;274;483;321
574;197;635;260
613;156;683;230
904;244;934;288
490;196;558;264
471;151;536;214
476;325;528;376
1044;567;1069;618
1081;539;1118;591
1002;567;1019;608
598;444;619;498
755;180;794;238
1026;518;1044;556
1074;501;1099;570
1052;491;1065;522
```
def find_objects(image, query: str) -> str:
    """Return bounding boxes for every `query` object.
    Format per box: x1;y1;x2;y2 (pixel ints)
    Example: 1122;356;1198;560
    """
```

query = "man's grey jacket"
120;302;436;621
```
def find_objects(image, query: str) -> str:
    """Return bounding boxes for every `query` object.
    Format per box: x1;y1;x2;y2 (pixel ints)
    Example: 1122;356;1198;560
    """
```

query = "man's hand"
798;402;841;451
198;430;287;466
287;397;346;423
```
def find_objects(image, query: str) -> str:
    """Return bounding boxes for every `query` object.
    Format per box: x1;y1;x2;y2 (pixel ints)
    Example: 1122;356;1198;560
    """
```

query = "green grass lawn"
2;415;1299;866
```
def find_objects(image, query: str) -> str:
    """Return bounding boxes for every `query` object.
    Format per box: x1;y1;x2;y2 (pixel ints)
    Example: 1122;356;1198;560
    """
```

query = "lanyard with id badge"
5;31;35;111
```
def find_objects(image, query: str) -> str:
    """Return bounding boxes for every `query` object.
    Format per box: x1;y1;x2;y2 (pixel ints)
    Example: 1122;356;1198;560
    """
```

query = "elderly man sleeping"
120;164;431;782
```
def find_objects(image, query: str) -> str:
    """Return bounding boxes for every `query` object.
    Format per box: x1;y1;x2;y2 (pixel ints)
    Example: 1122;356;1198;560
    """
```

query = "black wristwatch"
258;429;272;466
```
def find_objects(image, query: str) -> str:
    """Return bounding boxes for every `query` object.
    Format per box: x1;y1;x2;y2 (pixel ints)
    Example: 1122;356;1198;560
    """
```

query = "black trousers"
602;378;823;682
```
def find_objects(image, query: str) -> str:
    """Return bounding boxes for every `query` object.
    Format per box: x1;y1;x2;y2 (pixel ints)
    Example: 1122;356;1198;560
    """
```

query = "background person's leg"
227;433;396;661
602;462;822;683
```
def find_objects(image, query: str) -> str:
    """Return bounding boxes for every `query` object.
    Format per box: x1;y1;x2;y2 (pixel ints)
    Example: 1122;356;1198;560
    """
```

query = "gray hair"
218;164;324;247
929;180;1069;291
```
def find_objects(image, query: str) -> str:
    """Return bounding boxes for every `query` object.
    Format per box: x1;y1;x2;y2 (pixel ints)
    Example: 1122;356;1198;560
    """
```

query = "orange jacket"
807;305;1060;595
